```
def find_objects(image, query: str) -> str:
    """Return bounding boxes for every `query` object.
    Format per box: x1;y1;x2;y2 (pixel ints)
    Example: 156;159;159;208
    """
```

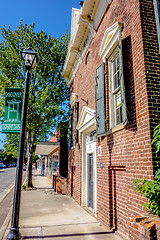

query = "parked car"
9;163;16;167
0;163;6;169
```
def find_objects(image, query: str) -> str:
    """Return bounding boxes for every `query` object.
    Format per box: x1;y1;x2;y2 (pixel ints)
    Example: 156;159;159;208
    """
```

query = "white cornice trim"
71;8;81;42
93;0;112;30
63;76;70;87
78;15;90;26
65;26;96;87
62;0;113;87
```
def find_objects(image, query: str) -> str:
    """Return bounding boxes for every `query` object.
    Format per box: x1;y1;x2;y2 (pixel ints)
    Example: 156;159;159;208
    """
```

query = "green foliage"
132;170;160;216
132;124;160;216
1;151;17;167
0;22;70;186
3;134;19;158
0;21;70;142
32;150;38;163
151;124;160;154
22;184;26;190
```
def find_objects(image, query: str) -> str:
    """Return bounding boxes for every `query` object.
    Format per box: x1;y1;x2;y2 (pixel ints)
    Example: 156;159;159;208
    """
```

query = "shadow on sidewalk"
22;231;115;239
17;170;121;240
32;173;44;177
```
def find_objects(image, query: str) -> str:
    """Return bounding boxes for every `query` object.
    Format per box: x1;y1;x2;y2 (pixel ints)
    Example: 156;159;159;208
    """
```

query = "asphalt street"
0;167;25;236
0;186;14;229
0;167;16;195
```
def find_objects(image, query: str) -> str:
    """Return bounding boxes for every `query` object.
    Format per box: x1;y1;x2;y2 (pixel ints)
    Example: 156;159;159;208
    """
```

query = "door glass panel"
88;153;94;209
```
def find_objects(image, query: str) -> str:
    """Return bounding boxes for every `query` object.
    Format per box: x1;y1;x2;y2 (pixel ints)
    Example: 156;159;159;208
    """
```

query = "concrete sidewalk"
3;169;123;240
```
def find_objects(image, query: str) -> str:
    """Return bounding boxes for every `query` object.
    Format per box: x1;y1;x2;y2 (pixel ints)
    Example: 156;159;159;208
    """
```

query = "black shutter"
76;102;79;143
119;25;128;126
67;109;72;149
95;63;106;136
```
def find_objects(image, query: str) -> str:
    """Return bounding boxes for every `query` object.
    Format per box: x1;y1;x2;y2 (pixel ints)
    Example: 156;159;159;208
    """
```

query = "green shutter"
67;109;72;149
95;63;106;136
119;26;128;126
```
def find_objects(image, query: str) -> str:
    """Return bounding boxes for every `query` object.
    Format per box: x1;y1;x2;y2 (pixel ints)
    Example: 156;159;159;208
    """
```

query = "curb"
0;175;26;240
0;207;12;240
0;182;15;240
0;182;15;205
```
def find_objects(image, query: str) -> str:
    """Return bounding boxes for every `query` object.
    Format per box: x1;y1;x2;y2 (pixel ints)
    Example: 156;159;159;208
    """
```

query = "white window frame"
99;22;127;132
108;47;123;129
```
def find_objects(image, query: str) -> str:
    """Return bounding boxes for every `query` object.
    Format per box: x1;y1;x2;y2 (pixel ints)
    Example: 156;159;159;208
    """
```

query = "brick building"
62;0;160;239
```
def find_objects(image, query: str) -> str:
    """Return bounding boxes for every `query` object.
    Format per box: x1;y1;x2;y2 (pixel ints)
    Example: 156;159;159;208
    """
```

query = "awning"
35;142;60;156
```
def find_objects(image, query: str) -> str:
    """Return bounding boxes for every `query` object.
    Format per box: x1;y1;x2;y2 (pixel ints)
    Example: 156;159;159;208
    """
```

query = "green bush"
132;169;160;216
151;124;160;154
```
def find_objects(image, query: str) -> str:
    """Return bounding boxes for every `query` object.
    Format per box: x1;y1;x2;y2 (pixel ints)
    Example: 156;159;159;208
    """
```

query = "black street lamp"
7;45;37;240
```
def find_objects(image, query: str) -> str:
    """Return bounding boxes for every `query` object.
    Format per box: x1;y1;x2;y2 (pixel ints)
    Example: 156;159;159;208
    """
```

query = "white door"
86;140;97;213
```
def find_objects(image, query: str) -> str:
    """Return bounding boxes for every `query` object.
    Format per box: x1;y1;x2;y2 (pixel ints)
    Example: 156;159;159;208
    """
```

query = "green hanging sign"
2;88;23;133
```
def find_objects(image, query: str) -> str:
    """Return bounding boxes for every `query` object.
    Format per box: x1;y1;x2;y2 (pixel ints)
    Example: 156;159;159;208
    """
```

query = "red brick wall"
67;147;82;204
139;0;160;167
67;0;160;239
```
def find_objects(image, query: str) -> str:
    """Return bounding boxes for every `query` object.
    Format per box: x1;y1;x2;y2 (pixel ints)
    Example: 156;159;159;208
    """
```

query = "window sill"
106;123;124;135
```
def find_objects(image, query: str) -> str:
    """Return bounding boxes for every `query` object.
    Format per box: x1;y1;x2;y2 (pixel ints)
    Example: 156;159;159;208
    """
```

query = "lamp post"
7;45;37;240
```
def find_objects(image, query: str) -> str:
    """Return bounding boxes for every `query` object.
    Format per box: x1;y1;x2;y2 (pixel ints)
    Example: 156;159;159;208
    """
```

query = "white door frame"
86;141;97;213
77;106;97;214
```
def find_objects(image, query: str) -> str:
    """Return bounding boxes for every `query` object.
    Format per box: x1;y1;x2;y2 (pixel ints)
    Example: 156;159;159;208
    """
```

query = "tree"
0;22;70;187
1;151;17;167
3;134;19;158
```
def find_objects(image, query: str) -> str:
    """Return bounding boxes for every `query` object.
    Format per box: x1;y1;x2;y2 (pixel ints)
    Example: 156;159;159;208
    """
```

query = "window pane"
116;106;122;125
116;57;120;87
113;55;120;90
115;90;122;125
109;46;126;129
116;91;121;108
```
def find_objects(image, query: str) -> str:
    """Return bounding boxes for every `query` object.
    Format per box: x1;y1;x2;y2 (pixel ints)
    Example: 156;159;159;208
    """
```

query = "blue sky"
0;0;81;149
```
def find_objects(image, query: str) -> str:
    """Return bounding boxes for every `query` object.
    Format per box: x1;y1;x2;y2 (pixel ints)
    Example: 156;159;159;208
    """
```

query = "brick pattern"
67;0;160;239
56;176;67;195
133;215;160;239
139;0;160;168
68;147;82;204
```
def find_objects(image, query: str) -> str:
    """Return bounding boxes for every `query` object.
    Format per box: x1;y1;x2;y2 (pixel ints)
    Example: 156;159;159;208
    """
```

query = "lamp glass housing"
21;46;37;69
